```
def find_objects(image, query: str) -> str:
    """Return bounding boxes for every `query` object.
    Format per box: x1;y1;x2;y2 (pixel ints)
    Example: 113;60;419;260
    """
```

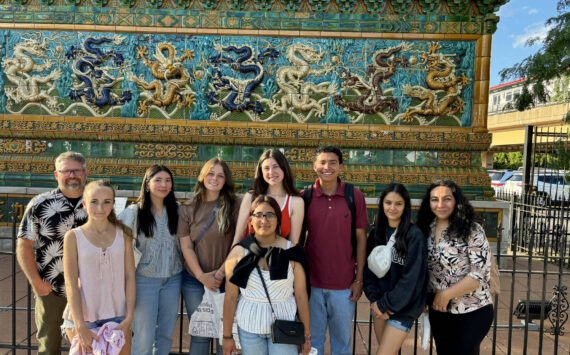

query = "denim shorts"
61;316;125;331
386;319;414;333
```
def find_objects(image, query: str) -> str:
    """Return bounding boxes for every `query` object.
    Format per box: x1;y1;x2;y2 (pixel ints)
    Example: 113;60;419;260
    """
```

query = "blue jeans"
309;287;355;355
131;272;182;355
182;269;218;355
237;327;298;355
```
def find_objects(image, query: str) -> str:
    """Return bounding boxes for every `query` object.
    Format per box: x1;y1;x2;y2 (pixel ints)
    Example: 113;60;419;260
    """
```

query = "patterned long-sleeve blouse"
427;221;493;314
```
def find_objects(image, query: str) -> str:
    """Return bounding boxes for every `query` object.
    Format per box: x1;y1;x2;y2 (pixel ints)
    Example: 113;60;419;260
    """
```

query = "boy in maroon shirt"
303;146;369;355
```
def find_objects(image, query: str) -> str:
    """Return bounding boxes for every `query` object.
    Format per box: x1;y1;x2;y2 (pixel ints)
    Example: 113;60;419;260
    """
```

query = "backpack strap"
299;184;313;247
344;183;357;258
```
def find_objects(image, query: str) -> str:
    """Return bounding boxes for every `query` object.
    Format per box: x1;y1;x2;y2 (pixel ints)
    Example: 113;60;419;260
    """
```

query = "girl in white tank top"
62;180;136;355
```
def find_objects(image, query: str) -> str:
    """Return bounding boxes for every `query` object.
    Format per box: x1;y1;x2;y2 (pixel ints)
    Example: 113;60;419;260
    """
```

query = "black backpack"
300;183;357;257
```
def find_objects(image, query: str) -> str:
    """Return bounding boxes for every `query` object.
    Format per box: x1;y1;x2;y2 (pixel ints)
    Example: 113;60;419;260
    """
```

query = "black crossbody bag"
255;265;305;345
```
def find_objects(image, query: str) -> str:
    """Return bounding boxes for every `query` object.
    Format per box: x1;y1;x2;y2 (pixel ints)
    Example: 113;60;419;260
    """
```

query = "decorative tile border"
0;0;509;34
0;117;492;151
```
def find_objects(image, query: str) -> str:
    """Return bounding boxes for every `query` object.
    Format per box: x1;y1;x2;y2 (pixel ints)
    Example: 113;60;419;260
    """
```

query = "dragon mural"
333;44;409;114
269;43;337;120
401;42;471;123
0;31;475;124
65;36;132;109
207;44;279;114
130;42;195;116
1;36;62;111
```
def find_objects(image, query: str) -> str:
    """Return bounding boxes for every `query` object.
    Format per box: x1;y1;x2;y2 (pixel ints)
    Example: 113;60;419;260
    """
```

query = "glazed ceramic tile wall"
1;30;475;126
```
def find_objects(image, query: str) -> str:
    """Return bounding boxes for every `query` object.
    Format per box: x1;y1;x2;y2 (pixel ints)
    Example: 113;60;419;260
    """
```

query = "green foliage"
499;0;570;111
493;152;523;169
550;75;570;103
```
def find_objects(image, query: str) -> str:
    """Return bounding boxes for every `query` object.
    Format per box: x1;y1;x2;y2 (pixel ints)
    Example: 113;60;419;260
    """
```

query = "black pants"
429;304;494;355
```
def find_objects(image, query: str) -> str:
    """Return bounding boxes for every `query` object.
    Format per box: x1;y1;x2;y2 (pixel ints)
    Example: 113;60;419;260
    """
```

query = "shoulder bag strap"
256;265;277;321
132;204;139;244
194;202;219;244
386;229;397;248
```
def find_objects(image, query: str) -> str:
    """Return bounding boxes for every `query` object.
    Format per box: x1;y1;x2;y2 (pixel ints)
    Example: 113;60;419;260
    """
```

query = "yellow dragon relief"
130;43;195;116
269;43;337;119
401;42;471;123
2;37;62;111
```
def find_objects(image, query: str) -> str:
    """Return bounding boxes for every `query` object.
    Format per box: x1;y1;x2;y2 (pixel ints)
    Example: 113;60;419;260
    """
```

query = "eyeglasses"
251;212;277;221
57;169;85;176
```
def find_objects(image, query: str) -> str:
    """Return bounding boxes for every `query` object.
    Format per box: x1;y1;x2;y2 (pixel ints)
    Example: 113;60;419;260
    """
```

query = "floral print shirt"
427;221;493;314
17;189;88;297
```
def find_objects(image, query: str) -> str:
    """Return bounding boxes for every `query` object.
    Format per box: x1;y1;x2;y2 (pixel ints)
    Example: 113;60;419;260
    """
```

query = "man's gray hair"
54;151;86;170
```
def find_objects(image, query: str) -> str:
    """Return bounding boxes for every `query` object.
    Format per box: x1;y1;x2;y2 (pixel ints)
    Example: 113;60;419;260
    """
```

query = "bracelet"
353;279;362;284
304;334;311;340
223;335;233;340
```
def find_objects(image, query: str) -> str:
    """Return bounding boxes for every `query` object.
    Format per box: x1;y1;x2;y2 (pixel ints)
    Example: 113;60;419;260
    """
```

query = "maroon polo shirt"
304;179;369;290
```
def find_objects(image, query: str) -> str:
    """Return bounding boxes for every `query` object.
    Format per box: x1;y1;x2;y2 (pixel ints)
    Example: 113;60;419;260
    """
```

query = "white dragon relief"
1;37;62;111
269;43;337;121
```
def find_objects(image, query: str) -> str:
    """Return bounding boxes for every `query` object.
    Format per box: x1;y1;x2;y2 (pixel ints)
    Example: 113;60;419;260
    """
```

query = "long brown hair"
190;158;238;236
250;149;300;198
83;180;132;238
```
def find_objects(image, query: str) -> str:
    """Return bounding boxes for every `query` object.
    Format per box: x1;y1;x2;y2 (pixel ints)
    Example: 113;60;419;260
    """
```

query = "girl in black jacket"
364;183;427;355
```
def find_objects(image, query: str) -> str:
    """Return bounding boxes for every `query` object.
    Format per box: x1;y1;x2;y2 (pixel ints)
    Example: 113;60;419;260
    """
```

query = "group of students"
18;146;494;355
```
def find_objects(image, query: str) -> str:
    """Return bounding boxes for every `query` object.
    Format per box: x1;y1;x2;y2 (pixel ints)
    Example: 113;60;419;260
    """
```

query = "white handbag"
367;229;396;278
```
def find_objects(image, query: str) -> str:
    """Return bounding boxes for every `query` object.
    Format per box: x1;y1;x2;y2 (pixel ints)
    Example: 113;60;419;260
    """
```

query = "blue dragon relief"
65;35;132;112
207;44;279;116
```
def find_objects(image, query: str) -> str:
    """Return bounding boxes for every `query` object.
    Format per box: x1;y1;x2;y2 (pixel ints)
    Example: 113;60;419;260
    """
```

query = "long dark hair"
190;158;238;236
136;165;178;237
249;195;282;236
370;183;412;258
416;180;479;241
83;180;132;238
250;149;300;198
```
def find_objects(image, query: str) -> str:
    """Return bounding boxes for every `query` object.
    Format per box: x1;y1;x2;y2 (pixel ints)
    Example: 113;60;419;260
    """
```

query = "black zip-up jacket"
363;224;427;323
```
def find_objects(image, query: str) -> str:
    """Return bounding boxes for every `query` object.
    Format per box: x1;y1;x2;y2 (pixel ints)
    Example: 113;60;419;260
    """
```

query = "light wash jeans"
309;287;355;355
237;327;298;355
131;272;182;355
182;269;220;355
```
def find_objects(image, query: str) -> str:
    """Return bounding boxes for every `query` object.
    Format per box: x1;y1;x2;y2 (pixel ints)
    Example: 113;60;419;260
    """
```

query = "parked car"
503;171;523;196
503;170;570;203
489;170;515;194
535;172;570;203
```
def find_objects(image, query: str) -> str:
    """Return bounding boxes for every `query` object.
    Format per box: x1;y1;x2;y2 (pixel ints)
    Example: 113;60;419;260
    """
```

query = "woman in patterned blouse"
417;180;493;355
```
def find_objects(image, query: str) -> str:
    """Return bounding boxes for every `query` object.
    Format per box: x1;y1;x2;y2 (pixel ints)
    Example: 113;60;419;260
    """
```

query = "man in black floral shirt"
17;151;88;355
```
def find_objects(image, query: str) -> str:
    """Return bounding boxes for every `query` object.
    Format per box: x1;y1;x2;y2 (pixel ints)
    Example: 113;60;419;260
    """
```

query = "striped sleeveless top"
235;242;297;334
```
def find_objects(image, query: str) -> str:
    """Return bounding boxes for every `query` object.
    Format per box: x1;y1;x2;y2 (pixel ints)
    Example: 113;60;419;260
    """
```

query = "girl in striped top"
223;195;311;355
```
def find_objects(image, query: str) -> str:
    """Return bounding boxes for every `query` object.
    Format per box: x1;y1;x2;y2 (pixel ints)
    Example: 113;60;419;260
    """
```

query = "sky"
490;0;560;87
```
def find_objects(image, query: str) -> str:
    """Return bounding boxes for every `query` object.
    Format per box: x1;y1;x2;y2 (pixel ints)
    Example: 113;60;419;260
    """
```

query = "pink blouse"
64;227;126;322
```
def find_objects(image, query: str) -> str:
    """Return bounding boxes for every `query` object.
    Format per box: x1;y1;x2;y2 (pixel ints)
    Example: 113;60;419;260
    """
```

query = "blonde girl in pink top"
63;180;136;354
